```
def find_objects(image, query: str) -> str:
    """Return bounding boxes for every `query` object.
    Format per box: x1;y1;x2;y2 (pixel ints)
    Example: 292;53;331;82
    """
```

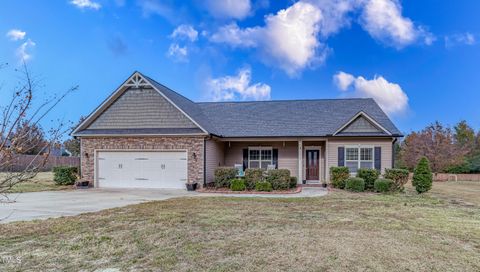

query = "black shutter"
272;149;278;169
374;147;381;171
243;149;248;171
338;147;345;166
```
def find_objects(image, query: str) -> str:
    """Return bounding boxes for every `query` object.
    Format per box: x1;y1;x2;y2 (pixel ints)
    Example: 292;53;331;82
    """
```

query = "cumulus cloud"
206;68;271;101
70;0;101;10
6;29;26;41
16;39;36;62
170;25;198;42
167;43;188;62
444;33;476;48
359;0;433;48
333;71;408;115
210;1;324;76
205;0;252;20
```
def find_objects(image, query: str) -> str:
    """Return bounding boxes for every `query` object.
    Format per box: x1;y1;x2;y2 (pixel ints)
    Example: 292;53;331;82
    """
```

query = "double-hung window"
345;146;374;174
248;147;272;169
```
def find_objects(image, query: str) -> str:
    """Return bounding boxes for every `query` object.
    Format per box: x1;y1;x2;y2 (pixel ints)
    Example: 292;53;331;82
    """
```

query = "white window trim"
345;145;374;175
248;146;273;169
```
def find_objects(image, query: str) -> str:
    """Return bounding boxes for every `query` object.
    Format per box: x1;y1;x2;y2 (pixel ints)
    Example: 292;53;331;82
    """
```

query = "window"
249;147;272;169
345;146;374;174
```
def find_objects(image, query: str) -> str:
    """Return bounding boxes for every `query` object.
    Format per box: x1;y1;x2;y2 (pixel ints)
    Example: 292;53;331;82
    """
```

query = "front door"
306;150;319;180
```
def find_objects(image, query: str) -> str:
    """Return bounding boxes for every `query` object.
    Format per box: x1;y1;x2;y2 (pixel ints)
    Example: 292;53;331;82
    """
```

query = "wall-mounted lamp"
84;152;89;159
192;152;197;161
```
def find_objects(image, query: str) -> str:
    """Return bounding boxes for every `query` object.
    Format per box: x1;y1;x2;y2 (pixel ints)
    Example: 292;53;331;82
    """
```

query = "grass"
0;183;479;271
3;172;72;193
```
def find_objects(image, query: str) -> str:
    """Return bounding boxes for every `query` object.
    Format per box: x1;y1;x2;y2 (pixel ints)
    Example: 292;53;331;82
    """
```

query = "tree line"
396;120;480;173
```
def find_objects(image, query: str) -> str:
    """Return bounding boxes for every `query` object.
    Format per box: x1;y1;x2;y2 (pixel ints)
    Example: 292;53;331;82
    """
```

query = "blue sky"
1;0;479;136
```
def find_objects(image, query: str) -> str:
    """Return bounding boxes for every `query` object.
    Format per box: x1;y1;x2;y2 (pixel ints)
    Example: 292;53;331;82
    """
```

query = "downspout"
392;138;398;168
203;137;207;187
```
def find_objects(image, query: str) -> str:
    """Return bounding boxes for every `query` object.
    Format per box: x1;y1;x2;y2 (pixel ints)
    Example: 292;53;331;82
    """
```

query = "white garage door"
96;151;187;189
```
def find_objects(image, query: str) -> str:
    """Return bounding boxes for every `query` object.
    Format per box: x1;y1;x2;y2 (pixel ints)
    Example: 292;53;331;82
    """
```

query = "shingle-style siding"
80;136;205;187
88;87;198;130
326;138;393;180
205;139;225;183
340;116;382;133
224;141;299;179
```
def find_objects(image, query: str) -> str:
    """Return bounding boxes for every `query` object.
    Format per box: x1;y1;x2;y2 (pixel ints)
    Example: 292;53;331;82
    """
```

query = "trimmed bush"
384;168;409;191
289;176;298;189
266;169;291;190
255;181;272;192
245;168;264;190
53;166;78;185
374;178;394;193
413;157;433;194
214;167;237;188
356;168;379;191
330;166;350;189
230;179;246;191
345;177;365;192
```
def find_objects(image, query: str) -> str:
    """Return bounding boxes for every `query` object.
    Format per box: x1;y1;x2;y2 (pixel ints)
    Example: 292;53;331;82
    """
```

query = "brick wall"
80;136;205;187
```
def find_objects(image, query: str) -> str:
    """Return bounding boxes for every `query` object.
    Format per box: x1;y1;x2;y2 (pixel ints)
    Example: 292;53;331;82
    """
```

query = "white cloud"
6;29;26;41
333;71;408;115
70;0;101;10
210;1;324;76
445;33;476;48
167;43;188;62
359;0;433;48
333;71;355;91
16;39;36;62
170;25;198;42
206;68;271;101
205;0;251;20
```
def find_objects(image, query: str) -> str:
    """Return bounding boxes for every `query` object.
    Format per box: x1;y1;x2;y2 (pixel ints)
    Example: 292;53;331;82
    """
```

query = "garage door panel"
97;151;187;189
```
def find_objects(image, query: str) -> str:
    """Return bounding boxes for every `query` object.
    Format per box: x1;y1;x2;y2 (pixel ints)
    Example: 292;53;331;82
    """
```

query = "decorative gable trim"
72;71;208;136
333;111;391;136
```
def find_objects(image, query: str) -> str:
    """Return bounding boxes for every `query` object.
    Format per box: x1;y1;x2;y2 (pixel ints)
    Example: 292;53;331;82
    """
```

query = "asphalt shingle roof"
143;73;402;138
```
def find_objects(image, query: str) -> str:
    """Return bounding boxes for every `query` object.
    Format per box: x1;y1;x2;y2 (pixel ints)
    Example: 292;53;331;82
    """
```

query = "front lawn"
3;172;72;193
0;185;479;271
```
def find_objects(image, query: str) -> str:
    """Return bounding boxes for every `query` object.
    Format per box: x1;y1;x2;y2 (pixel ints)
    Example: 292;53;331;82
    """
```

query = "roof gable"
333;111;391;136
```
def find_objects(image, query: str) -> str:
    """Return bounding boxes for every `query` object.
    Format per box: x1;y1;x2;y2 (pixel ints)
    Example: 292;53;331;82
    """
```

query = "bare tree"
0;63;77;199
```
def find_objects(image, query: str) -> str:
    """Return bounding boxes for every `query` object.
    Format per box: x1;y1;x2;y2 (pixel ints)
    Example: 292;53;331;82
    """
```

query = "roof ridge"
196;98;374;104
139;72;197;104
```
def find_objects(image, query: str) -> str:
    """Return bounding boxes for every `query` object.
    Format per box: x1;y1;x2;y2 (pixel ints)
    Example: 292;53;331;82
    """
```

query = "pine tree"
413;157;433;194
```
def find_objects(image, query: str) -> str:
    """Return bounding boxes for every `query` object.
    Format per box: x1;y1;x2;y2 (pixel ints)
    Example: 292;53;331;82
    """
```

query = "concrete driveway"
0;187;327;224
0;189;193;224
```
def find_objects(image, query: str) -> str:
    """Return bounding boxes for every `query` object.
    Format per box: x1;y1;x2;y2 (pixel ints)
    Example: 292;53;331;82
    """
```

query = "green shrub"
384;168;409;191
266;169;291;190
330;167;350;189
255;181;272;192
345;177;365;192
289;176;298;189
374;178;394;193
214;167;237;188
245;168;264;190
53;166;78;185
230;179;246;191
356;168;379;191
413;157;433;194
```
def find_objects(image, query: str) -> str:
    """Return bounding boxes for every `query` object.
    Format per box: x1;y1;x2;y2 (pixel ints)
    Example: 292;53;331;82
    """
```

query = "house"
72;72;403;189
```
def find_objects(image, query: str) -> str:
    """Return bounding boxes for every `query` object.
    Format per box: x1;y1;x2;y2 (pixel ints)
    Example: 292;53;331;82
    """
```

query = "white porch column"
298;140;303;183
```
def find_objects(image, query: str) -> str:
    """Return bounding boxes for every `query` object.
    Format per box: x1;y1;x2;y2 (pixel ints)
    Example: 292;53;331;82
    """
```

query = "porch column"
298;140;303;183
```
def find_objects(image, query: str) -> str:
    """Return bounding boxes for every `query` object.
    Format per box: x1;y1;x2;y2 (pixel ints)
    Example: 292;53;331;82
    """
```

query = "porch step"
305;180;321;185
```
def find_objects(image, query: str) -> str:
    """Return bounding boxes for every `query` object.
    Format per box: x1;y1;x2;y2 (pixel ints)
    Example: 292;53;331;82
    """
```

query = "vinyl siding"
88;87;198;130
326;138;393;180
224;142;299;179
205;139;225;183
340;116;382;133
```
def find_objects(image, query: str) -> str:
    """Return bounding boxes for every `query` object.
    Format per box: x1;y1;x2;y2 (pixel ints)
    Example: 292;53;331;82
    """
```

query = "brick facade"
80;136;205;187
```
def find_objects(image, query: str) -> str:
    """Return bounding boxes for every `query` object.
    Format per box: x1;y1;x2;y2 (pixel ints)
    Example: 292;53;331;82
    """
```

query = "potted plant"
76;180;89;189
186;181;198;191
322;181;328;188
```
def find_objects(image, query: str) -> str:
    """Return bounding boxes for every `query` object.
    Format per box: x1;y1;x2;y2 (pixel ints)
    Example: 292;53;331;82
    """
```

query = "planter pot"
322;183;327;188
186;183;198;191
302;180;306;185
76;180;90;189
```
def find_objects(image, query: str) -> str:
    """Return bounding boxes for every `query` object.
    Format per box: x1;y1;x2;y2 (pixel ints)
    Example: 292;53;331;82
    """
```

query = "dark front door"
306;150;320;180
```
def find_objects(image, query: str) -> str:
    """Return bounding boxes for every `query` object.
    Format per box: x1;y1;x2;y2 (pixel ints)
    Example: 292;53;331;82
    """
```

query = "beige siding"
205;139;225;183
224;141;299;179
326;138;393;180
89;87;198;129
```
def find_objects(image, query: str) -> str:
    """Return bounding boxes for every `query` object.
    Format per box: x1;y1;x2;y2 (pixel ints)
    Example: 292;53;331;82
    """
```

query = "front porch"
205;138;328;184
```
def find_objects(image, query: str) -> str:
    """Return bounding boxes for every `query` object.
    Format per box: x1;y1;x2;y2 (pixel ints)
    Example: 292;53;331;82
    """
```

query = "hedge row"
214;167;297;191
